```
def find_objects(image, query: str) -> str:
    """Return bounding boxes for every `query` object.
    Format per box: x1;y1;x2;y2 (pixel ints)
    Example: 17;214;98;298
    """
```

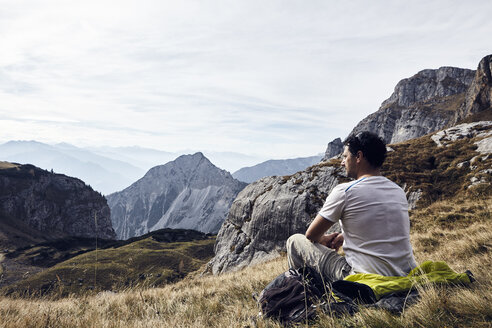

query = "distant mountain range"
232;155;323;183
0;141;322;194
0;141;146;195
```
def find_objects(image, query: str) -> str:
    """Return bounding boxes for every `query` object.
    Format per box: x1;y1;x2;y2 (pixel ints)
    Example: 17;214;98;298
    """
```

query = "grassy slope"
0;203;490;328
1;234;215;298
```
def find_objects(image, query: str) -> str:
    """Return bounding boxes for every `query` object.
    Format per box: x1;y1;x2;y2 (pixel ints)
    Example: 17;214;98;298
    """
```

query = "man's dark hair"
343;131;387;168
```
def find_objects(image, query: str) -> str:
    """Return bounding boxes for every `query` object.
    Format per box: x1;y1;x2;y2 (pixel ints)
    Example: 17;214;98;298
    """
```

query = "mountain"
107;152;247;239
322;138;343;161
349;66;476;144
209;120;492;274
0;162;116;249
323;54;492;160
0;141;145;195
461;54;492;118
232;155;323;183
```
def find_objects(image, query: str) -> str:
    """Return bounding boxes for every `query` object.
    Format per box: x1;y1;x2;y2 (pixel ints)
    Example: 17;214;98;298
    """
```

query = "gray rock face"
0;163;116;240
462;55;492;118
350;66;476;143
107;152;247;240
430;121;492;148
209;164;345;274
322;138;343;161
381;67;475;108
232;155;323;183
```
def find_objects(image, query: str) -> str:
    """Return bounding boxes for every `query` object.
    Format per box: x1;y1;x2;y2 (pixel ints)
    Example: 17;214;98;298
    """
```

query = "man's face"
341;146;357;179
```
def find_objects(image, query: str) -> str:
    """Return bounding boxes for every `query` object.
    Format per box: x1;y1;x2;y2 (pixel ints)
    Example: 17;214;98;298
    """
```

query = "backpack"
256;267;327;324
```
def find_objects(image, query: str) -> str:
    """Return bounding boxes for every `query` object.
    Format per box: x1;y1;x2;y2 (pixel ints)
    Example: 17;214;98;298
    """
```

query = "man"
286;131;416;283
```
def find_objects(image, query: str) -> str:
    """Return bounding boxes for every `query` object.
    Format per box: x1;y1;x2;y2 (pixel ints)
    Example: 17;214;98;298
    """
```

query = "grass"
1;236;215;298
0;193;489;327
382;127;492;207
0;162;19;170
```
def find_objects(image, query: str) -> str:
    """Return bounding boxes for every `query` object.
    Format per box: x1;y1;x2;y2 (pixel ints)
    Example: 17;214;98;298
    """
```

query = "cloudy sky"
1;0;491;160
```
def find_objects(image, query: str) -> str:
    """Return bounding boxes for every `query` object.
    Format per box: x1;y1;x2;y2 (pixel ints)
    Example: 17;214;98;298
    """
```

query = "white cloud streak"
0;0;491;159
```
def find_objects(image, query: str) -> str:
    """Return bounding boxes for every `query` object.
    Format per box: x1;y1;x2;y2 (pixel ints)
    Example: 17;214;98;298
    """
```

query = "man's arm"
305;214;344;250
305;214;333;243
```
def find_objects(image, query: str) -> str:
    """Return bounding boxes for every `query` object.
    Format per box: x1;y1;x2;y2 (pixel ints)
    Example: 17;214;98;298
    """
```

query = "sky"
1;0;491;160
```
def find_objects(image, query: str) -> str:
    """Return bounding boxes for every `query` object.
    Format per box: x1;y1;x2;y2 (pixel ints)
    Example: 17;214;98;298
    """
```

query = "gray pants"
286;233;352;284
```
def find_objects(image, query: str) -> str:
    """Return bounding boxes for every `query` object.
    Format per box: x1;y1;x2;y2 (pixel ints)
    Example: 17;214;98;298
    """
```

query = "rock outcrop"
107;153;247;240
0;162;116;242
232;155;323;183
349;66;476;144
322;138;343;161
461;55;492;118
209;163;344;274
431;121;492;148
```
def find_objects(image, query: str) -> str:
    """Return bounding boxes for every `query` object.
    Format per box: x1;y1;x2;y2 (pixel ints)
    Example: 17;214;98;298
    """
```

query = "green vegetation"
382;128;491;207
0;197;490;327
1;234;215;298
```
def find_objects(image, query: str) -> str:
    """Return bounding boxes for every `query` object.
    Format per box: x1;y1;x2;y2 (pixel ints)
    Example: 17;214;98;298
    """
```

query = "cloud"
1;0;491;158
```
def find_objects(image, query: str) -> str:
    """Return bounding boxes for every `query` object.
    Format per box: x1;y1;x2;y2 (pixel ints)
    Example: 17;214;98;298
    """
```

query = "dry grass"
0;162;18;170
0;194;490;327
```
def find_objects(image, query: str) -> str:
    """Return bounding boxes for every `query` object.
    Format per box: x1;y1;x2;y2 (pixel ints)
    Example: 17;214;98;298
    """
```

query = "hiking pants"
286;233;352;284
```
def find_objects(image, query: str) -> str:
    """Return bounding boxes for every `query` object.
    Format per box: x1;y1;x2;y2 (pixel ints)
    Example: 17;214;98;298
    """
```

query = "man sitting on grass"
287;131;417;283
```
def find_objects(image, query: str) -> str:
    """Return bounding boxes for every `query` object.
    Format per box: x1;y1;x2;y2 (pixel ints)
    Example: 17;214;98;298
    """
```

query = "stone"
430;121;492;147
462;55;492;118
209;164;345;274
322;138;343;161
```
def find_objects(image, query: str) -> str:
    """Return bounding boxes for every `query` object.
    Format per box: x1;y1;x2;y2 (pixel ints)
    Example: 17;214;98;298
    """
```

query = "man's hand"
319;232;344;251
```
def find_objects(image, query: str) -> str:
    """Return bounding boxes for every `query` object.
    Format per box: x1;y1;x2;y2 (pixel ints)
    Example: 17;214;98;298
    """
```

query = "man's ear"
356;150;363;162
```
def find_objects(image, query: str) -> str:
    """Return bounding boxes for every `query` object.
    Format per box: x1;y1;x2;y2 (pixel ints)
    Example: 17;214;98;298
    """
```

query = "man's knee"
286;233;307;254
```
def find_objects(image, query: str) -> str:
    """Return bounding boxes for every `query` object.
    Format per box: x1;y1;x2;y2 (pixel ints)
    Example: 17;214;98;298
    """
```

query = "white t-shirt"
318;176;417;276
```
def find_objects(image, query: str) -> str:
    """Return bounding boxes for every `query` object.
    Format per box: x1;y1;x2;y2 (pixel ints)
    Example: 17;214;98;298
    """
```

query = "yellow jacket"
338;261;473;301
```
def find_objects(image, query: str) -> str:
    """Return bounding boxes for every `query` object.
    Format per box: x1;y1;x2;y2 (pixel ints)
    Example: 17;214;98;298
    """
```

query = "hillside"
2;119;488;326
0;192;489;327
0;162;115;250
0;229;215;298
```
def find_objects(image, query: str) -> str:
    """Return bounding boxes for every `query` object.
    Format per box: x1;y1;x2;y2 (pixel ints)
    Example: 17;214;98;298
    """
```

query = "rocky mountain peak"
463;55;492;117
142;152;236;191
347;62;482;145
107;153;247;239
322;138;343;161
381;66;475;109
